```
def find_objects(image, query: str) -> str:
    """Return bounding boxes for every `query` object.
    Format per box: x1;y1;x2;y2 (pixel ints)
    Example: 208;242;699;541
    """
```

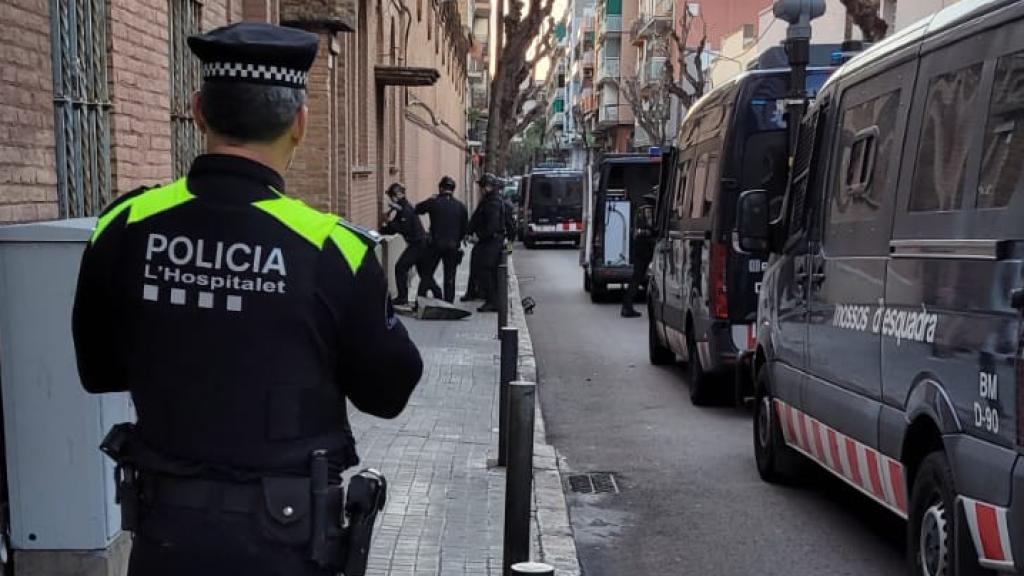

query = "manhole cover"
566;472;619;494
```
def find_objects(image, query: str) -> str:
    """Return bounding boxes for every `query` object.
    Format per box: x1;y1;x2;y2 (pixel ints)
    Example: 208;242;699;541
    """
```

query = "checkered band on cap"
202;62;309;87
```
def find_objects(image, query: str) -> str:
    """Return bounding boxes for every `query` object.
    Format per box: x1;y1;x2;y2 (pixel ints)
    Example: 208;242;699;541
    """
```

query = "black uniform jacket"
415;193;468;250
72;154;423;477
381;198;427;244
469;192;504;243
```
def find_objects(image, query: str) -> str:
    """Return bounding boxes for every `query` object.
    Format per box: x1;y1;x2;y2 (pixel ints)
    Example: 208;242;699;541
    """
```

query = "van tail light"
711;243;729;320
1017;333;1024;447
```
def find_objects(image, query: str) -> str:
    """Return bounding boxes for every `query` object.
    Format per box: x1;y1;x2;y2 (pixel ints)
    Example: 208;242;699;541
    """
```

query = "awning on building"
375;66;441;87
280;0;355;32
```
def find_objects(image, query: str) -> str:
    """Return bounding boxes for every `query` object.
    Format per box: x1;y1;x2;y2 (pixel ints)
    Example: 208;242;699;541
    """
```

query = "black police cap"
188;22;319;89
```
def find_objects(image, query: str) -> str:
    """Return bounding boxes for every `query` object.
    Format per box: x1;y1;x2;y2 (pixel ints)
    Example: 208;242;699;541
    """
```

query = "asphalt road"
516;245;907;576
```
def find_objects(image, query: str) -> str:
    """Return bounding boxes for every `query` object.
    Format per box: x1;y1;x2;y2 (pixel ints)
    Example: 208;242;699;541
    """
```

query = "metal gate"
50;0;112;218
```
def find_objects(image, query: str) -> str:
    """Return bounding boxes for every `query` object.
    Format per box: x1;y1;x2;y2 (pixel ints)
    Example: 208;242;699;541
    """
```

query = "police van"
735;1;1024;573
647;65;831;404
519;168;585;248
581;152;662;302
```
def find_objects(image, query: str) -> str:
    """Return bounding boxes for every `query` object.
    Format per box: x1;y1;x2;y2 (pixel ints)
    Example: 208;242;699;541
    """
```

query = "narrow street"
517;246;906;576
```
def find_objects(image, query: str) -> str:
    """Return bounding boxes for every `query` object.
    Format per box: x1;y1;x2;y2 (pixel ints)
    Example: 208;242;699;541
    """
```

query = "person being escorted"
621;191;658;318
468;174;506;313
382;182;437;306
415;175;468;303
72;22;422;576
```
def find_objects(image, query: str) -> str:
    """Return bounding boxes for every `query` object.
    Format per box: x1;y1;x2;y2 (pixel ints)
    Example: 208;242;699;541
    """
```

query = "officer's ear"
192;91;208;134
291;105;308;146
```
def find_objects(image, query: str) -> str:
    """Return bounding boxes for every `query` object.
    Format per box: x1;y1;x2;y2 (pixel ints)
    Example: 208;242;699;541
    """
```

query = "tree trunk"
840;0;888;42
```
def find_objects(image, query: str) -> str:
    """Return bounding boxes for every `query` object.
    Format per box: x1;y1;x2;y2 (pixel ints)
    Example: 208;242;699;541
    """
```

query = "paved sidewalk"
349;257;580;576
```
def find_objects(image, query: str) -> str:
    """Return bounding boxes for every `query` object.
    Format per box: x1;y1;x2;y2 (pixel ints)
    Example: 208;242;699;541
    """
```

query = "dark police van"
582;152;662;301
735;1;1024;574
647;66;831;404
519;168;585;248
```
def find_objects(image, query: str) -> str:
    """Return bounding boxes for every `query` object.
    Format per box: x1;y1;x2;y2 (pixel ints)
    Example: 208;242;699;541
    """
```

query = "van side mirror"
735;189;770;254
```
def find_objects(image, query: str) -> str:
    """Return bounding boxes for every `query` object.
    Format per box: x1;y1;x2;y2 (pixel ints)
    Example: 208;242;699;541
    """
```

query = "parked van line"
736;1;1024;573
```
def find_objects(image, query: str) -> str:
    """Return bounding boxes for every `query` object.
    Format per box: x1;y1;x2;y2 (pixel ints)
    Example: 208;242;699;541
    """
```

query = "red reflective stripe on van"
811;420;825;462
845;438;863;487
865;450;885;501
978;503;1006;562
827;429;842;474
798;411;811;453
888;460;906;513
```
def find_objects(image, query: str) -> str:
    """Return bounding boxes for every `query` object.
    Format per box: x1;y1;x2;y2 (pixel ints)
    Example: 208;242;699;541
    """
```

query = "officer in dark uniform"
382;182;436;305
72;23;422;576
415;176;468;303
468;174;506;313
621;191;658;317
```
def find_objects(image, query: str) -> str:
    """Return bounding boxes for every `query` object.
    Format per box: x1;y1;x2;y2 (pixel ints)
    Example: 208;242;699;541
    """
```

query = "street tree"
839;0;889;41
619;8;708;149
484;0;564;175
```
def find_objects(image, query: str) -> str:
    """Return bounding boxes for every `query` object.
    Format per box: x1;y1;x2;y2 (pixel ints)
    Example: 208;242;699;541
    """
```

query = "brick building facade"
0;0;470;229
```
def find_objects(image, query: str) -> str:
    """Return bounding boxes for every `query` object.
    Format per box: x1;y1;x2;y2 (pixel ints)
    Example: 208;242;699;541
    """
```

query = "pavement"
348;251;581;576
516;246;906;576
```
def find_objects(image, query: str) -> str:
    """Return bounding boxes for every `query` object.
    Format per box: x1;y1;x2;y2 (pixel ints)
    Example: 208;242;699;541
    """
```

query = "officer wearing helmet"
72;23;422;576
382;182;435;306
415;176;468;303
468;173;506;313
621;190;659;317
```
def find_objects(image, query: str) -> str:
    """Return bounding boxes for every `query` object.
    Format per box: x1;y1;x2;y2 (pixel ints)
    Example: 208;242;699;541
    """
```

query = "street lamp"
772;0;825;157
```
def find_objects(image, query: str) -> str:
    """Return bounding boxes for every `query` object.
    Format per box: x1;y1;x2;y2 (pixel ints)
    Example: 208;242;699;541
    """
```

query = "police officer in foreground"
382;182;437;306
415;176;468;303
621;191;658;318
468;174;506;313
72;23;422;576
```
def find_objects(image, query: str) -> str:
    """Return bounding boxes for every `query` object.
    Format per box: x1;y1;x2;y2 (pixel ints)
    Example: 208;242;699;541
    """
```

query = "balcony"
474;0;489;16
599;14;622;40
550;87;567;103
631;11;673;44
598;104;619;125
641;56;667;85
596;56;620;85
550;112;566;128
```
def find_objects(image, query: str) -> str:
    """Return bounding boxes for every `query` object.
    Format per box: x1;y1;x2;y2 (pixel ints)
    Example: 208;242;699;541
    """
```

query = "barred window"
169;0;203;177
51;0;113;218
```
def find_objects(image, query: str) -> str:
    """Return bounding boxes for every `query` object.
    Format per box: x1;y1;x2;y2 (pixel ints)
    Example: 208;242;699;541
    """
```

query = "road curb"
507;255;582;576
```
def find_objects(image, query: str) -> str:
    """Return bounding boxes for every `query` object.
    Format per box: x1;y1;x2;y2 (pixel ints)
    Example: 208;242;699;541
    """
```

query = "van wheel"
753;369;800;483
687;332;712;405
648;309;673;365
590;281;606;303
584;271;592;293
909;452;960;576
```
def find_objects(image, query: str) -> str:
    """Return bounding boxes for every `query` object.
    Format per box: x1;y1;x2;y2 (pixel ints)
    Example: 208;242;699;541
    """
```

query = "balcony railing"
602;15;622;34
641;57;667;84
598;104;619;124
632;9;673;42
550;112;566;127
597;56;620;83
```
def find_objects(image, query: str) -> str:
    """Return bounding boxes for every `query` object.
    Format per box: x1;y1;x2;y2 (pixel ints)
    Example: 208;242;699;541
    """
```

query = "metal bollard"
511;562;554;575
497;263;509;336
497;326;519;467
503;381;536;576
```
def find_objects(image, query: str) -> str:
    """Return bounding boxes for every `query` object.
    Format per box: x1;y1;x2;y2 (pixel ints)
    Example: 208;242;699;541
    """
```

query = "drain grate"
566;472;619;494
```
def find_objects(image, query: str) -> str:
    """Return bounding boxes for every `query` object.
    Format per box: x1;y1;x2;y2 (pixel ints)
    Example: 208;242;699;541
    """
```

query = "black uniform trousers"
473;238;504;308
394;240;431;303
463;244;481;299
419;242;460;303
622;243;655;312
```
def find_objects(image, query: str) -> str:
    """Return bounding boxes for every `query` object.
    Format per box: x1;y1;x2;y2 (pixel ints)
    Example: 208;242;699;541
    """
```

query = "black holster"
343;469;387;576
100;423;143;531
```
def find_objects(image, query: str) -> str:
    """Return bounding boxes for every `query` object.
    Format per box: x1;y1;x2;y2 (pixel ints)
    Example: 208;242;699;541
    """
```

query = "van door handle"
1011;287;1024;310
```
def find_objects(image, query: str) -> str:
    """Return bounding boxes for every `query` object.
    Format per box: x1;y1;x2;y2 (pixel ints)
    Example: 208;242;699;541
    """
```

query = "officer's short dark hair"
199;82;306;143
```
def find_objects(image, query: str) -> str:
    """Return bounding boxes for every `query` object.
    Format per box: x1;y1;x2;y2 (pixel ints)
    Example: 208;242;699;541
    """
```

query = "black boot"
620;307;641;318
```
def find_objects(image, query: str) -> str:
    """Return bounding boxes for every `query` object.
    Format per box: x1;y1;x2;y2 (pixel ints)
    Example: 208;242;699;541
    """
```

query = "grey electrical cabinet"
0;218;133;551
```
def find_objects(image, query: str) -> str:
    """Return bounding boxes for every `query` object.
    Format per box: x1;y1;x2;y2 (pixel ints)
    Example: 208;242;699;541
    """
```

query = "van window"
690;154;710;219
702;155;719;214
830;90;900;225
909;63;984;212
977;51;1024;209
671;159;691;225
